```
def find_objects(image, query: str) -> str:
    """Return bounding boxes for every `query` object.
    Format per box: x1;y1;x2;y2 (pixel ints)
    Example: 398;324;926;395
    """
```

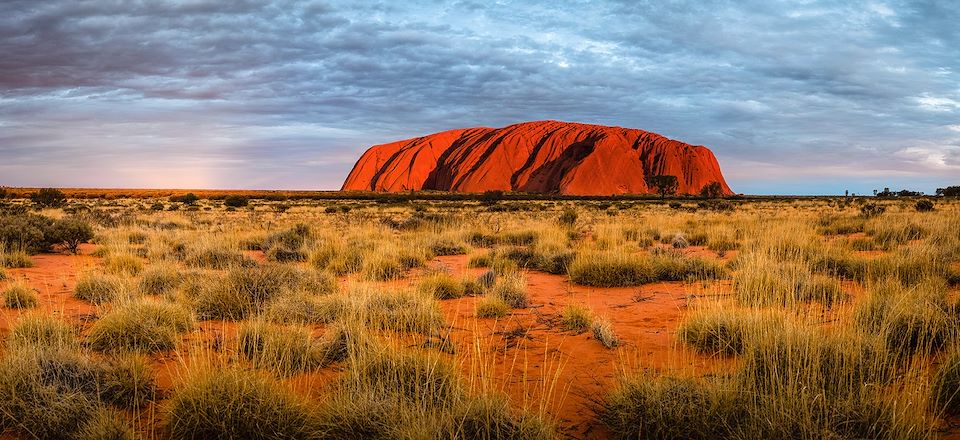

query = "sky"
1;0;958;195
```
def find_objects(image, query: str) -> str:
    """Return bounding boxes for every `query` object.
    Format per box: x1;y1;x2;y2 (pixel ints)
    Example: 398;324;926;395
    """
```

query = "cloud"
0;0;958;193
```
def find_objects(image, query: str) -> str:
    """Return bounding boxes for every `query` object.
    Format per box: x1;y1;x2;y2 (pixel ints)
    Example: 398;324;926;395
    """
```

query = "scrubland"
0;194;959;439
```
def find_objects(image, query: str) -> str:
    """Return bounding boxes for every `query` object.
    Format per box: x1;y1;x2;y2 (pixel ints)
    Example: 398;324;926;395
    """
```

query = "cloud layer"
1;0;957;194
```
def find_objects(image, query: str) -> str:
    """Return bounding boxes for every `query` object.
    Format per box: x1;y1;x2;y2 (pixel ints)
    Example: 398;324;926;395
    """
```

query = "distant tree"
936;186;960;197
0;187;7;199
915;200;935;212
480;190;505;204
699;182;724;199
31;188;66;208
646;175;679;199
169;193;199;204
223;195;249;208
51;217;94;254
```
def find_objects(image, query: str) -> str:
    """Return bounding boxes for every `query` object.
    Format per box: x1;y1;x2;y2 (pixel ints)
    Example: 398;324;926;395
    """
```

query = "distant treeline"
1;186;958;202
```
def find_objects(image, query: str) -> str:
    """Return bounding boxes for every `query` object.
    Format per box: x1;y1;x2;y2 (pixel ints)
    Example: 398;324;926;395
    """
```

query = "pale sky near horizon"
1;0;958;195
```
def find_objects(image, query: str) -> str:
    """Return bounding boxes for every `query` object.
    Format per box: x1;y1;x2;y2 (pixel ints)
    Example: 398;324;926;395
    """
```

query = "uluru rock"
341;121;733;196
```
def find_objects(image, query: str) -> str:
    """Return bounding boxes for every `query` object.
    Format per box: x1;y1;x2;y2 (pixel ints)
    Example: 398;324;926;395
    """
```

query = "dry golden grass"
0;195;957;439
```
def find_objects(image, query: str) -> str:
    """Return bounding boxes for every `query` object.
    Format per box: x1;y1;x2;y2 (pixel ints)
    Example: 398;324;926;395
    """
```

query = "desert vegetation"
0;192;958;438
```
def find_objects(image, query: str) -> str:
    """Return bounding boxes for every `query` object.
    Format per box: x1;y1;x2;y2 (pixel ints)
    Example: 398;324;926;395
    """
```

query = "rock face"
341;121;733;196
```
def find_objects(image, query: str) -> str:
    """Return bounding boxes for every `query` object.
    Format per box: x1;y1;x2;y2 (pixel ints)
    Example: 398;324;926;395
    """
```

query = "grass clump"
602;374;742;440
322;347;552;438
355;288;445;333
104;253;143;275
74;272;126;304
592;316;620;348
8;314;77;349
4;281;38;308
933;347;960;416
138;263;182;295
475;296;510;318
490;272;528;308
855;279;956;357
239;321;339;375
184;245;255;269
0;348;139;439
417;271;470;300
265;294;348;324
87;300;193;352
166;368;321;440
561;304;592;333
194;265;292;320
1;249;33;268
733;257;845;306
569;251;656;287
678;307;779;356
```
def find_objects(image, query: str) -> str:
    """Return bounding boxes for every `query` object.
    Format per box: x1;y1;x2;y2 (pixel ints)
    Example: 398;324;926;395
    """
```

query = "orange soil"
3;246;956;438
427;254;735;438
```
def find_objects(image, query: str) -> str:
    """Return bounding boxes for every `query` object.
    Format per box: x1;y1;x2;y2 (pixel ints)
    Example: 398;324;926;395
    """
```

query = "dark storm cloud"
0;0;957;193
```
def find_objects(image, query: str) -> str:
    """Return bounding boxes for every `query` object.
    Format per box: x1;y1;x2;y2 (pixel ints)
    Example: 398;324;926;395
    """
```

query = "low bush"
223;195;249;208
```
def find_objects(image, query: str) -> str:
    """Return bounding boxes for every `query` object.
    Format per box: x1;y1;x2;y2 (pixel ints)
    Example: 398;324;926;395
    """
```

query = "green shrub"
223;195;249;208
31;187;66;208
50;217;94;254
0;213;57;253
